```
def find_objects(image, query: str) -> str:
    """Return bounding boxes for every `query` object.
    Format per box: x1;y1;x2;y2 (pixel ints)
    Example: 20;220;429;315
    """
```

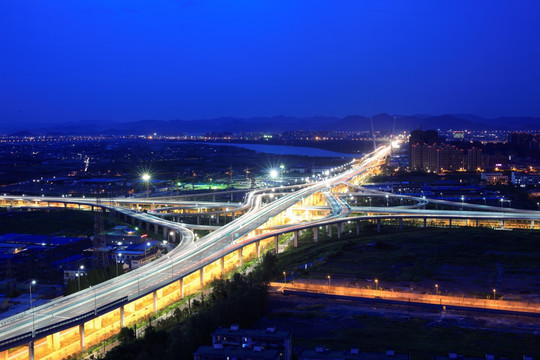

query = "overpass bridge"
0;148;380;360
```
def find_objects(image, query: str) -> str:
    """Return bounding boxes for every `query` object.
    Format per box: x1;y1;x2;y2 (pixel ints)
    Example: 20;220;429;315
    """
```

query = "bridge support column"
120;306;125;327
399;218;403;230
532;220;535;229
337;223;342;239
216;215;220;224
178;278;184;299
29;341;34;360
256;241;261;258
232;212;236;220
448;218;452;229
163;227;167;238
501;219;505;229
47;332;61;350
138;220;142;229
293;231;299;247
220;257;225;275
328;225;333;238
146;222;150;231
124;214;128;222
131;217;135;225
356;221;361;236
170;232;176;242
423;218;427;228
79;324;85;351
313;227;318;242
274;236;279;254
199;269;204;289
377;219;381;233
238;248;243;267
154;224;159;234
153;291;158;314
197;216;200;225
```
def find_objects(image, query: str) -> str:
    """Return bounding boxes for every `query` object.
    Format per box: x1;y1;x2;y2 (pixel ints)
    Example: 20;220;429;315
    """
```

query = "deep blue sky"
1;1;540;126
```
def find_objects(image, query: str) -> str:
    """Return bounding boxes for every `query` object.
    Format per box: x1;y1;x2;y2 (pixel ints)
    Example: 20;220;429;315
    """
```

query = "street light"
77;265;84;291
435;284;439;295
168;231;174;242
144;241;150;261
29;280;36;337
461;196;464;210
386;194;389;206
116;253;122;277
327;275;331;287
493;289;496;300
537;202;540;211
283;271;286;284
142;173;151;198
375;279;378;290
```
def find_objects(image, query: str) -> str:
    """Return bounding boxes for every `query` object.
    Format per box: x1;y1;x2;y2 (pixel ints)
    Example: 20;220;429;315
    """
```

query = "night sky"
1;1;540;126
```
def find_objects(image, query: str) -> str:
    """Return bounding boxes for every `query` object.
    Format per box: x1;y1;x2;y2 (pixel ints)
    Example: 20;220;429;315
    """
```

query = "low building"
511;172;540;187
207;325;291;360
480;172;508;185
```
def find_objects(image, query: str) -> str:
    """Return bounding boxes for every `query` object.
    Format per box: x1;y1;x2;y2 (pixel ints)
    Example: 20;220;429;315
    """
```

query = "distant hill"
3;114;540;135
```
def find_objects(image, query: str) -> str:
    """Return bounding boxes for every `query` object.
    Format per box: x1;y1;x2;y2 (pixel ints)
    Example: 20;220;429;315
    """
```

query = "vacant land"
0;209;121;236
254;293;540;360
278;228;540;300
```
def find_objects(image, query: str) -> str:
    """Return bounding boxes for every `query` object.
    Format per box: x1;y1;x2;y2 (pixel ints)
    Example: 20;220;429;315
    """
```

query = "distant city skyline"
1;1;540;126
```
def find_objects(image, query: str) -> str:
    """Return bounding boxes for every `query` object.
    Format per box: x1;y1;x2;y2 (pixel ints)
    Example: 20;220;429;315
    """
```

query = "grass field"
277;227;540;298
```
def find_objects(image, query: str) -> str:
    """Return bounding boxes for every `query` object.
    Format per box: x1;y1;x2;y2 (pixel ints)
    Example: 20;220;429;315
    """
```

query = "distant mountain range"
3;113;540;136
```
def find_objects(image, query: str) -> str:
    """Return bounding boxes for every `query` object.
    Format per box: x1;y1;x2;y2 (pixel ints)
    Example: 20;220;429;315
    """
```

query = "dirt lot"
253;292;540;359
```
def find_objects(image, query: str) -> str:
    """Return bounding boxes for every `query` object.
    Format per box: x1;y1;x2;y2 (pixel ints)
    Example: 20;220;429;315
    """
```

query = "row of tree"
100;252;277;360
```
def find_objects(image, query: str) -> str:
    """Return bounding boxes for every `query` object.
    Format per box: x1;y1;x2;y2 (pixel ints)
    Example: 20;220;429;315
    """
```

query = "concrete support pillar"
163;227;167;238
337;223;342;239
216;215;220;224
232;212;236;220
138;220;142;229
501;219;505;229
423;218;427;228
154;224;159;234
238;248;243;267
120;306;125;327
124;214;128;222
328;225;333;238
180;278;184;298
274;236;279;254
131;217;135;225
531;220;535;229
94;316;102;330
293;231;299;247
313;227;319;242
29;341;34;360
79;324;85;351
153;291;158;314
356;221;361;236
448;218;452;229
399;218;403;230
197;216;200;225
220;257;225;275
377;219;381;233
199;268;204;288
146;222;150;231
256;241;261;258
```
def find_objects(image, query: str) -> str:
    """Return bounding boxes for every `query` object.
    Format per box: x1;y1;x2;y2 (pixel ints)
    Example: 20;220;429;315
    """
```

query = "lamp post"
116;253;122;277
386;194;389;206
375;279;378;290
29;280;36;338
144;241;150;261
435;284;439;295
77;265;84;291
461;196;464;210
142;173;151;198
493;289;496;300
483;197;486;206
283;271;286;284
500;198;504;210
537;202;539;211
327;275;331;287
